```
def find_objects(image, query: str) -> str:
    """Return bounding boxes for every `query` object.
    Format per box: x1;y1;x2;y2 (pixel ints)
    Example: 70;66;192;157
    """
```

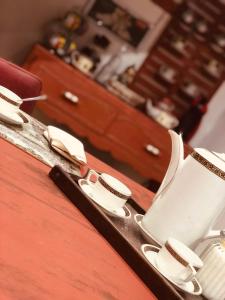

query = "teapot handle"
193;229;225;251
203;229;225;241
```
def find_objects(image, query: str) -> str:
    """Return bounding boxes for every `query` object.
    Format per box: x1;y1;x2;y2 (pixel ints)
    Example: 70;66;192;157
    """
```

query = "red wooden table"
0;137;157;300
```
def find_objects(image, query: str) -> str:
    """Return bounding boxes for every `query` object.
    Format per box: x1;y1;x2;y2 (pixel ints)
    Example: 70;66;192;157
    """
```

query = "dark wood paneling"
131;0;225;119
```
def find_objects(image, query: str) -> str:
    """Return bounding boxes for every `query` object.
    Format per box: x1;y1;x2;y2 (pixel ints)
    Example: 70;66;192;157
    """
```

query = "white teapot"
142;130;225;249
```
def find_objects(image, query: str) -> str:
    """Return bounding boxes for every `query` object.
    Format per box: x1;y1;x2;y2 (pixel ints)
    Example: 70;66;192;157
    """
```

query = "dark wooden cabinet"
131;0;225;119
23;45;174;183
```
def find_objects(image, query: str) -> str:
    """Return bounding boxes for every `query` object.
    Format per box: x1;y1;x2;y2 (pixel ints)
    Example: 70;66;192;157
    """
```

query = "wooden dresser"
23;45;172;183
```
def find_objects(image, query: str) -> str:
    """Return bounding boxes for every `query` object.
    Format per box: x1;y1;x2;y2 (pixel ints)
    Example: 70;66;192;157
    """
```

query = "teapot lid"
192;148;225;180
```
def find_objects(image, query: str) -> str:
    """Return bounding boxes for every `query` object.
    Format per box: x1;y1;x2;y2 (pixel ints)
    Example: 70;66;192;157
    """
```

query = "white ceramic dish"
78;179;131;219
0;104;28;125
46;126;87;165
0;110;23;125
0;85;22;107
141;244;202;296
134;214;162;246
44;130;80;165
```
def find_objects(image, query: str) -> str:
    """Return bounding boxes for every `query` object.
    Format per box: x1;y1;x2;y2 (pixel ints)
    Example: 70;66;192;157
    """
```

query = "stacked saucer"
0;86;28;125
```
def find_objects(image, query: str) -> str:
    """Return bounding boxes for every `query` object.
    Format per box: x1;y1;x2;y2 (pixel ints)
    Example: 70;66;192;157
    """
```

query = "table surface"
0;137;157;300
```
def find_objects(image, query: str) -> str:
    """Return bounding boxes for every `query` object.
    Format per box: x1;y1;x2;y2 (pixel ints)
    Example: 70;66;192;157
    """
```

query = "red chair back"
0;58;42;114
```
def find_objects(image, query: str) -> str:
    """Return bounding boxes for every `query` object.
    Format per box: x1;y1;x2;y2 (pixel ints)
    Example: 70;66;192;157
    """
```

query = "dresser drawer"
35;66;118;135
106;114;170;179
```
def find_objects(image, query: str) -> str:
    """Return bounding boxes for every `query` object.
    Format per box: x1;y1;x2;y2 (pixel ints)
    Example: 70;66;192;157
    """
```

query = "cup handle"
86;169;99;185
182;265;196;283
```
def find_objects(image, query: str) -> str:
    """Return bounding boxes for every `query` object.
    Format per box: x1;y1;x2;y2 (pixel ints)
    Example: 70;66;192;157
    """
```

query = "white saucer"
0;109;26;125
0;102;28;125
78;179;131;219
134;214;162;246
141;244;202;296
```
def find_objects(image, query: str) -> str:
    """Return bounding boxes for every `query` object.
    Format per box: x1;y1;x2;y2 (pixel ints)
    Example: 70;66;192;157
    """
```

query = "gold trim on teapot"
191;151;225;181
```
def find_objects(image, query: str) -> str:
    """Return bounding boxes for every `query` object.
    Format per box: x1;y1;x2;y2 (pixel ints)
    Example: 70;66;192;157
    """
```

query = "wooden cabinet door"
106;113;171;182
33;64;118;135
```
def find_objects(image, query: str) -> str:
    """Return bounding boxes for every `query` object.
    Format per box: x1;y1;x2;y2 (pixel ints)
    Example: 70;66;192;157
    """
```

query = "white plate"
78;179;131;219
134;214;162;246
141;244;202;296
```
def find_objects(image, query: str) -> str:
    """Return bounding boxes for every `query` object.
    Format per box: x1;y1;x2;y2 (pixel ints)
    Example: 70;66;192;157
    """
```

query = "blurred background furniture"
23;44;173;185
0;58;42;114
130;0;225;123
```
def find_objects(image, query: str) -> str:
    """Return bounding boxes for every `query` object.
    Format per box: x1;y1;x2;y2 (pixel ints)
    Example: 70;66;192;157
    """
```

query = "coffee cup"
0;85;22;109
182;82;199;97
159;66;176;83
156;111;179;129
156;238;203;284
85;170;132;211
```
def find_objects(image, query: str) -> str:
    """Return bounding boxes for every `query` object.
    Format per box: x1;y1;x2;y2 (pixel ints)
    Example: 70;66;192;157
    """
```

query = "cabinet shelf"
130;0;225;119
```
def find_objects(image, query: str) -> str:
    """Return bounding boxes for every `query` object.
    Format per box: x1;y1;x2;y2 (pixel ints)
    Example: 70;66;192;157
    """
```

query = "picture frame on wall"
89;0;149;47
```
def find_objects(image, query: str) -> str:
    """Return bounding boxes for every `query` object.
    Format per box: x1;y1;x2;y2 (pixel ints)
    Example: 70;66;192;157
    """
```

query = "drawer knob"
63;91;79;104
145;144;160;156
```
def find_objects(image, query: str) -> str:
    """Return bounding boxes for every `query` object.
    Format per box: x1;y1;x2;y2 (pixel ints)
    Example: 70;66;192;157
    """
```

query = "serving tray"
49;165;206;300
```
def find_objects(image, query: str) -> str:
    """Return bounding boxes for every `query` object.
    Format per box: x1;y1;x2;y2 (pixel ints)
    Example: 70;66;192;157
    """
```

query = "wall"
0;0;170;73
0;0;88;64
190;81;225;229
190;81;225;152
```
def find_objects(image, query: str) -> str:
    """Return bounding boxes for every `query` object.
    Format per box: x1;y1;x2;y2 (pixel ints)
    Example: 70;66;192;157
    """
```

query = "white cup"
159;66;176;83
156;111;179;129
156;238;203;284
0;85;22;109
86;170;132;211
